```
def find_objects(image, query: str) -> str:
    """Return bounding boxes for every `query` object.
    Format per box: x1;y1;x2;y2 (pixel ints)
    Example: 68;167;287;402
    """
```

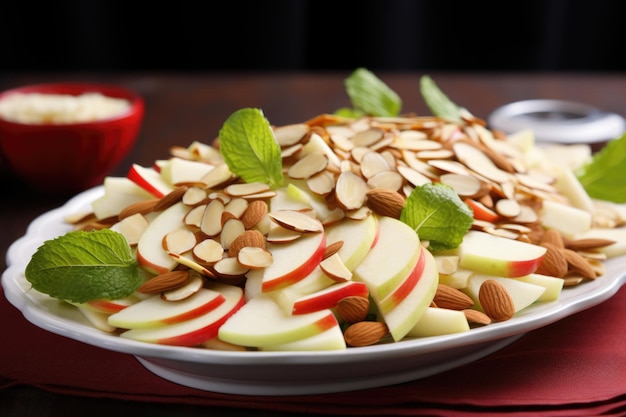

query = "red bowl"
0;82;144;194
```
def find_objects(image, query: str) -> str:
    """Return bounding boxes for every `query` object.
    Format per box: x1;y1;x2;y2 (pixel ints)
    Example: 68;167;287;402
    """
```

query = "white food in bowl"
0;92;131;124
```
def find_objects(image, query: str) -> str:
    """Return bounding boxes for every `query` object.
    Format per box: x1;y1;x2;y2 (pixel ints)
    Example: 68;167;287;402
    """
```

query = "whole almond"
228;229;266;257
336;296;370;323
118;198;159;220
240;200;268;229
152;186;189;212
536;242;569;277
541;228;564;249
365;188;405;219
478;279;515;322
462;308;492;326
433;284;474;310
138;270;190;294
563;237;616;251
343;321;389;347
561;248;597;279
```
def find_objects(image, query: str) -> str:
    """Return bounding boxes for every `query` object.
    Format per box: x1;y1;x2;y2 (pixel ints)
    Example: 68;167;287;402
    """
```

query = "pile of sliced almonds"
74;110;621;292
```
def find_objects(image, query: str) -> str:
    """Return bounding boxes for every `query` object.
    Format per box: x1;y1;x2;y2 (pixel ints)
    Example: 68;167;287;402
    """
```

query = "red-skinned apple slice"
408;307;470;337
261;231;326;292
83;296;138;314
291;280;368;315
354;216;421;300
376;246;426;315
136;202;191;274
119;283;244;346
266;266;336;314
458;230;547;277
127;164;173;198
92;176;155;220
108;288;226;329
464;198;500;222
377;248;439;341
324;215;379;271
218;294;338;347
260;324;346;351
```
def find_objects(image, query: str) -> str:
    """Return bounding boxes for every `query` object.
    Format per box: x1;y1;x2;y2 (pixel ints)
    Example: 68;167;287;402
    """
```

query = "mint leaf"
420;75;463;123
576;133;626;203
25;229;142;303
344;68;402;117
218;108;284;188
400;183;473;251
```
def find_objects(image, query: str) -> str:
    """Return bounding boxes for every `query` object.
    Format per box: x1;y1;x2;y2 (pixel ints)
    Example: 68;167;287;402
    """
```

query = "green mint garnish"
400;183;474;251
218;108;284;189
420;75;463;123
25;229;142;303
344;67;402;117
576;133;626;203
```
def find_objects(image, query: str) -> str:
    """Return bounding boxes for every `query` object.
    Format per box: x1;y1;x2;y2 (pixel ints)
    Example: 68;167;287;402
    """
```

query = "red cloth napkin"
3;284;626;416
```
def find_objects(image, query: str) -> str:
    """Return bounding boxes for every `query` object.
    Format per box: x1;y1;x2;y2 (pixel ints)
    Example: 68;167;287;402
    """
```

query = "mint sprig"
218;108;284;189
25;229;142;303
400;183;474;251
576;133;626;203
419;75;464;123
343;68;403;117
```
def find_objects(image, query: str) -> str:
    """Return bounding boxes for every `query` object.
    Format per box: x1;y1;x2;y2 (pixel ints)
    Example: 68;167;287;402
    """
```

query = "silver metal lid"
488;99;625;144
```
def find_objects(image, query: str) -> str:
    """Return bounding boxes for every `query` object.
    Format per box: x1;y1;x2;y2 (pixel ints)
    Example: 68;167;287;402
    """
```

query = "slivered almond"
433;284;474;310
153;186;188;211
561;248;597;279
536;242;569;277
118;198;159;220
365;188;405;219
343;321;389;347
478;279;515;322
138;270;190;294
336;296;370;323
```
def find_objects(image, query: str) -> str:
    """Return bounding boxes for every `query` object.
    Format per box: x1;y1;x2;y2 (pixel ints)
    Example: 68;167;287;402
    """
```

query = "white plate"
4;186;626;396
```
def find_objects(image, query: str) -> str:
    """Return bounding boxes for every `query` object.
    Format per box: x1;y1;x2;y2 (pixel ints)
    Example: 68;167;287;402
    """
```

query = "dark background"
3;0;626;73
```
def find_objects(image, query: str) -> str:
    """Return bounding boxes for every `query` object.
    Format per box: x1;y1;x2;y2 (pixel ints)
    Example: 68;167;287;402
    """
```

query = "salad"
23;69;626;351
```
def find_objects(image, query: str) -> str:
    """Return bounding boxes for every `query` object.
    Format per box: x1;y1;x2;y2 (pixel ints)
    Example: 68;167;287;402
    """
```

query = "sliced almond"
192;238;224;265
163;227;197;254
335;171;369;210
266;226;302;243
495;198;521;218
287;152;328;179
360;151;391;179
273;123;309;146
224;182;270;197
182;186;209;206
319;253;352;282
366;170;404;192
184;204;206;228
268;210;324;233
237;246;274;269
439;173;484;198
220;218;246;250
213;256;250;278
200;199;225;237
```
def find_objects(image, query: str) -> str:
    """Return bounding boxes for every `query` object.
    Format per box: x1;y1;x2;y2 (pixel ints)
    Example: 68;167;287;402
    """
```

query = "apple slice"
127;164;173;198
458;230;546;278
291;281;368;315
119;283;244;346
516;273;564;301
354;216;421;300
136;202;191;274
261;230;326;292
268;266;336;314
325;214;379;271
76;306;116;333
91;176;154;220
408;307;470;338
463;274;546;313
540;200;592;238
260;324;346;351
160;157;215;186
218;294;338;347
376;247;426;315
83;296;138;314
376;248;439;342
108;288;225;329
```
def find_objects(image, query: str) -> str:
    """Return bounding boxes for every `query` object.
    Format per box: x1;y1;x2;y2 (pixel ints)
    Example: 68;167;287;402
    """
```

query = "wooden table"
2;71;626;416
